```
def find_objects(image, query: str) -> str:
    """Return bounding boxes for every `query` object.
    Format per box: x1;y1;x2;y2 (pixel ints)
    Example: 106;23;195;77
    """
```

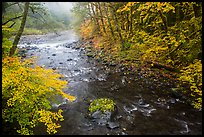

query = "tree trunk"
193;2;202;18
10;2;29;56
175;2;183;23
90;3;100;33
87;4;93;22
103;3;115;39
146;60;180;72
130;5;133;35
110;3;124;50
98;2;106;34
158;10;168;33
126;12;129;31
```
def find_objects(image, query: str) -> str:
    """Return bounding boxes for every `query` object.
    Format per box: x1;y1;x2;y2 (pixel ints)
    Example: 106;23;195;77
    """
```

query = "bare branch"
2;15;23;25
4;2;19;9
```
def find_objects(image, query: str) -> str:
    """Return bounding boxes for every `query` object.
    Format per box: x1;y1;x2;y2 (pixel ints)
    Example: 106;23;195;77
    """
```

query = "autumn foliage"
72;2;202;110
2;57;75;135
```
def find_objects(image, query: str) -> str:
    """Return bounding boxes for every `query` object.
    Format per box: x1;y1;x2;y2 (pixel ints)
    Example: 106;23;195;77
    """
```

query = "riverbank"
78;36;192;104
15;30;202;135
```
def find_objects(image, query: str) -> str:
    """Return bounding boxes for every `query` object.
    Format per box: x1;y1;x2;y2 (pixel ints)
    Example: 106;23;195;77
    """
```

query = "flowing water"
17;30;202;135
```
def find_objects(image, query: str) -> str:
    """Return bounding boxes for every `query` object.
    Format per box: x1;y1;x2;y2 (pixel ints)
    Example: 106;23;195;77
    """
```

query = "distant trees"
2;2;76;135
72;2;202;110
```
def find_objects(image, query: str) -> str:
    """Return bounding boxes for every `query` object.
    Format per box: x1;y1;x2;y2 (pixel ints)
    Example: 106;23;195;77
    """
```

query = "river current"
17;30;202;135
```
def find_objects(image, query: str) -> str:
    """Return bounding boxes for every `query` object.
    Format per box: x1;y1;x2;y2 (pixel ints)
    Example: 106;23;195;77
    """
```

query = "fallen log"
146;60;180;73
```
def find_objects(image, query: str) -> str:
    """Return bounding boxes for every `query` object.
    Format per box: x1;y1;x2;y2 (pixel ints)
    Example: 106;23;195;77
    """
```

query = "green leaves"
2;57;74;134
78;2;202;111
179;59;202;110
88;98;116;113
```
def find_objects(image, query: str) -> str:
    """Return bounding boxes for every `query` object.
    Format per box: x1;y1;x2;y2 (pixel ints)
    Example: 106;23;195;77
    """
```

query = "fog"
41;2;78;29
43;2;75;13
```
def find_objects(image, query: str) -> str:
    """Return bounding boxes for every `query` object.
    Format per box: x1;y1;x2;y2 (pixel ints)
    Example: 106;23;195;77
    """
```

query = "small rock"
168;98;176;104
52;54;56;56
107;122;119;129
87;53;94;58
59;62;63;64
87;127;93;131
96;118;107;126
91;111;102;119
67;59;73;61
121;132;128;135
122;128;126;131
58;104;69;110
109;63;117;67
75;46;80;49
116;115;122;119
74;69;80;72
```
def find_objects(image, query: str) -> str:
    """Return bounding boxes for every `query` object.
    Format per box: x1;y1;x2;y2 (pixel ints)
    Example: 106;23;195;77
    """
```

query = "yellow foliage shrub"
179;59;202;110
2;57;75;135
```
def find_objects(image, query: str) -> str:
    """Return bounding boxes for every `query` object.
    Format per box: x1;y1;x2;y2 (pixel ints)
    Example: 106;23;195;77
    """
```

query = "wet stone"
116;115;122;120
91;111;102;119
74;69;80;72
75;46;80;49
167;98;176;104
96;118;108;126
65;45;71;48
67;58;73;61
121;132;128;135
87;127;94;131
107;122;119;129
58;104;69;110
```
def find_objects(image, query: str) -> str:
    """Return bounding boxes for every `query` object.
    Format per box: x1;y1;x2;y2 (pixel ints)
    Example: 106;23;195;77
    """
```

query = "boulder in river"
88;98;118;127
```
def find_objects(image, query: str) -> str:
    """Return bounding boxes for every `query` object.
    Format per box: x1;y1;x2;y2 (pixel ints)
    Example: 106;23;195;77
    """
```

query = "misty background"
43;2;78;30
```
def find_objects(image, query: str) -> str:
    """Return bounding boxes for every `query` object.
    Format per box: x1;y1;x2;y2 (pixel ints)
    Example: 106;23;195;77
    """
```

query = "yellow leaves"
59;91;76;102
179;59;202;110
17;127;32;135
156;2;175;13
2;56;75;134
142;45;168;61
117;2;137;12
38;109;63;134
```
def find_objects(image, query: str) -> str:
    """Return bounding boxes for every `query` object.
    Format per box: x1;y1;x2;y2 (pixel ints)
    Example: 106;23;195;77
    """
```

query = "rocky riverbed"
15;30;202;135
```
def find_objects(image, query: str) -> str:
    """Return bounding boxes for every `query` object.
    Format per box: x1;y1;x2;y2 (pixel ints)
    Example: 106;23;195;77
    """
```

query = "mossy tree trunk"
9;2;29;56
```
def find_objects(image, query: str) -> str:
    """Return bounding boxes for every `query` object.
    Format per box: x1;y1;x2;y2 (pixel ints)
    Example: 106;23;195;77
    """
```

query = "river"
17;30;202;135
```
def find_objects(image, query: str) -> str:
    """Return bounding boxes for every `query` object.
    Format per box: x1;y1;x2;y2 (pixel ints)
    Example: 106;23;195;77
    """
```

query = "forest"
2;2;202;135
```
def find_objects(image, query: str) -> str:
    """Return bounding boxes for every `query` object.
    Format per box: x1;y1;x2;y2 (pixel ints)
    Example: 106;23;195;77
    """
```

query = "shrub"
178;59;202;110
2;57;75;135
88;98;116;113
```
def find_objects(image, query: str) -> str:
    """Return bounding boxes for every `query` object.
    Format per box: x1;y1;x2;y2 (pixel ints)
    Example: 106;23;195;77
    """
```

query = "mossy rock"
88;98;116;114
86;53;94;58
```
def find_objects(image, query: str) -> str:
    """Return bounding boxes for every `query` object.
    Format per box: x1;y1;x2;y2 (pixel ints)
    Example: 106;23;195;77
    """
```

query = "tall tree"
103;2;115;39
98;2;106;34
90;2;100;33
9;2;30;56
